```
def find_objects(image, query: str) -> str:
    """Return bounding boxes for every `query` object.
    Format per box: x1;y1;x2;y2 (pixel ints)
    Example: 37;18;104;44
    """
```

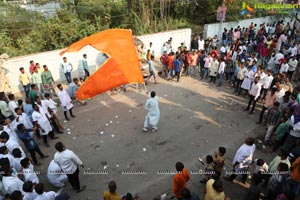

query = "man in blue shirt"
174;54;181;82
16;123;48;165
145;55;157;85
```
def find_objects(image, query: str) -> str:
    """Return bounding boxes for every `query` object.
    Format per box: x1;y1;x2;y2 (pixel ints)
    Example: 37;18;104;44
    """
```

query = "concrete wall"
203;16;292;40
2;28;191;94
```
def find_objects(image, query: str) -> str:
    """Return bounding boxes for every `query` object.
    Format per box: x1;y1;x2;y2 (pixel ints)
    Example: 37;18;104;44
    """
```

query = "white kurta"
58;90;73;112
4;139;25;157
32;110;52;136
23;191;38;200
23;164;39;184
47;160;68;188
2;176;24;195
241;70;254;90
209;61;219;77
12;157;23;173
0;154;14;168
232;143;256;171
12;113;33;130
37;101;51;118
45;99;58;114
35;191;57;200
0;126;19;144
8;101;18;117
144;96;160;128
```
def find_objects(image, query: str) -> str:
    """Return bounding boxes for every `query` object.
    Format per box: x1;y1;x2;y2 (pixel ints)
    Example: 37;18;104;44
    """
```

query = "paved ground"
31;71;278;200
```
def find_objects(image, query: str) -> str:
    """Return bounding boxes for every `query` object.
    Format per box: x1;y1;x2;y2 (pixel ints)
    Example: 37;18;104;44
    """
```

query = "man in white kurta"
32;104;56;147
35;183;57;200
143;91;160;132
22;161;39;184
57;84;75;121
47;159;68;188
11;108;33;130
225;137;256;184
54;142;85;193
0;131;25;157
2;175;23;195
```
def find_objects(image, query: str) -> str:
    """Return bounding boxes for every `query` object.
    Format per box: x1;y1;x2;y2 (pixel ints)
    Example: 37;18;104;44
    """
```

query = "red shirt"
261;47;270;57
160;54;169;66
29;64;35;74
211;49;218;58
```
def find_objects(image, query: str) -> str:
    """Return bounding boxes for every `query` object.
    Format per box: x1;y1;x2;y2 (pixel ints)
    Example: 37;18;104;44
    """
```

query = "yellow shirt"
205;179;225;200
103;191;121;200
19;73;30;86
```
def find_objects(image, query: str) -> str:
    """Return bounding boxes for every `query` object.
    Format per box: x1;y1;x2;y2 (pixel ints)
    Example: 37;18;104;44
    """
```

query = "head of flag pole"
60;29;145;100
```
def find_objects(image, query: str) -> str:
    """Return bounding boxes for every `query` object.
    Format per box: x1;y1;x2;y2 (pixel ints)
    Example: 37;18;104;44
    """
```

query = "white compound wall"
2;28;191;94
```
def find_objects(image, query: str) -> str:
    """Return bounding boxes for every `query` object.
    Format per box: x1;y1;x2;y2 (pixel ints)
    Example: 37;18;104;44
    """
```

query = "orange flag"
60;29;144;100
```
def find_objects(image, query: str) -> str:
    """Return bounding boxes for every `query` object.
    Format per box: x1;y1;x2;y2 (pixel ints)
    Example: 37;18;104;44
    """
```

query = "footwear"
65;117;70;121
57;130;64;134
76;185;86;193
45;143;50;147
51;136;59;140
41;155;49;159
71;115;76;118
152;127;158;132
143;127;148;132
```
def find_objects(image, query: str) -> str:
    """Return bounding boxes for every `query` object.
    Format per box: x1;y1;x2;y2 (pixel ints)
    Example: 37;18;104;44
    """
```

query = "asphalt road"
33;75;278;200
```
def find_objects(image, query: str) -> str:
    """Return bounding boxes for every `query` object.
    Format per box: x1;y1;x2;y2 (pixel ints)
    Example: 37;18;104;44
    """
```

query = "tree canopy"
0;0;272;57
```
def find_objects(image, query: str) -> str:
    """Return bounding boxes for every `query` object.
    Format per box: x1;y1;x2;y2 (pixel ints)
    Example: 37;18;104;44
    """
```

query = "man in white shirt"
279;59;289;74
23;181;38;200
0;120;19;144
32;104;58;147
7;94;18;117
288;56;298;81
1;159;24;195
11;107;33;130
198;37;205;51
60;57;73;84
35;183;57;200
275;81;285;99
54;142;86;193
291;43;298;56
0;132;25;156
57;84;75;121
21;158;39;184
245;76;261;114
220;44;226;54
274;51;284;74
217;58;226;87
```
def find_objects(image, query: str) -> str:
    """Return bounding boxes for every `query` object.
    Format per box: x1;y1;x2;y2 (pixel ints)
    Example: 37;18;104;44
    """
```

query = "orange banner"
60;29;144;100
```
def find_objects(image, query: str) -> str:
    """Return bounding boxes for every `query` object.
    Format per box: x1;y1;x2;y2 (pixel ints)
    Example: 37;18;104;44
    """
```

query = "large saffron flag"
60;29;144;100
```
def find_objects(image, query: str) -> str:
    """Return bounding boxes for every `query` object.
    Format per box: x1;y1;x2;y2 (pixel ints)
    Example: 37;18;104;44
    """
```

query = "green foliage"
0;0;275;57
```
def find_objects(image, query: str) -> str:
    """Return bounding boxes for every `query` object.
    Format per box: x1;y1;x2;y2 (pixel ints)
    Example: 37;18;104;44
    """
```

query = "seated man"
67;78;86;105
47;159;68;188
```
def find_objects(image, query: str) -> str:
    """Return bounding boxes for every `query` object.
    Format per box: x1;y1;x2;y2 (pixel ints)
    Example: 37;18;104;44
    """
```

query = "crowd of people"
0;55;91;199
141;15;300;200
3;13;300;200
